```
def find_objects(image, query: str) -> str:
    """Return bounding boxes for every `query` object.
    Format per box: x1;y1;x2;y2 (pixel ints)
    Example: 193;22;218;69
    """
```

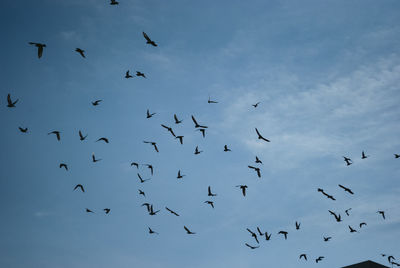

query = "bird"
148;227;159;234
194;146;202;155
104;208;111;214
131;162;139;168
265;232;271;240
161;124;176;137
146;109;156;118
395;154;400;158
92;100;102;106
48;131;61;141
256;227;264;236
184;226;195;234
377;210;386;219
177;170;185;179
338;184;354;194
349;225;357;233
345;208;352;216
175;136;184;144
196;128;206;138
223;145;231;152
59;163;68;171
165;207;179;216
75;48;86;58
125;70;133;78
86;208;94;213
96;137;109;143
92;153;101;162
278;231;288;240
204;201;214;209
141;203;151;212
138;189;146;197
137;173;150;183
252;102;260;108
248;165;261;178
343;156;352;166
328;210;342;222
28;42;46;58
143;32;157;47
361;151;369;159
208;186;217;196
136;71;146;78
145;164;154;175
18;127;28;133
191;115;208;128
359;222;367;228
320;189;336;200
79;130;87;141
389;256;396;263
246;228;259;244
208;96;218;103
315;256;324;263
149;205;160;215
255;128;270;142
245;243;259;249
143;141;159;152
74;184;84;192
174;114;182;124
7;94;18;107
236;185;248;196
110;0;119;5
323;236;331;242
295;221;301;230
299;254;307;261
255;156;262;164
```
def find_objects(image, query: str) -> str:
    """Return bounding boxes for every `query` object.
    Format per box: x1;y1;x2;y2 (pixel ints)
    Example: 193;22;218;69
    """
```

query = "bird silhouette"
319;189;336;200
141;203;151;212
143;141;159;152
245;243;259;249
338;184;354;194
7;94;18;107
255;156;262;164
137;173;150;183
138;189;146;197
143;32;157;47
177;170;185;179
29;42;46;58
315;256;324;263
236;185;248;196
184;226;195;234
145;164;154;175
361;151;369;159
256;227;264;236
104;208;111;214
146;109;156;118
328;210;342;222
92;153;101;162
75;48;85;58
59;163;68;171
223;145;231;152
174;114;182;124
389;256;396;263
194;146;202;155
395;154;400;158
96;137;109;143
348;225;357;233
131;162;139;168
110;0;119;5
359;222;367;228
255;128;270;142
125;70;133;78
79;130;87;141
48;131;61;141
299;254;307;261
278;231;288;240
18;127;28;133
74;184;84;192
161;124;176;137
265;232;271;240
175;136;184;144
92;100;102;106
191;115;208;128
295;221;301;230
86;208;94;213
377;210;386;219
208;186;217;196
248;165;261;178
148;227;159;234
323;236;331;242
246;228;259;243
136;71;146;78
252;102;260;108
343;156;352;166
208;96;218;103
165;207;179;216
204;201;214;209
345;208;352;216
196;128;206;138
149;205;160;215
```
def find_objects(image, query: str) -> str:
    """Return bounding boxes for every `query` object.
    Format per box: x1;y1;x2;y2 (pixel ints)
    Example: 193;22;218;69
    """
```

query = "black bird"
389;256;396;263
204;201;214;209
138;189;146;197
177;170;185;179
255;128;270;142
79;130;87;141
265;232;271;240
137;173;150;183
278;231;288;240
29;42;46;58
75;48;86;58
349;225;357;233
320;189;336;200
161;124;176;137
299;254;307;261
245;243;259;249
143;32;157;47
146;109;156;118
131;162;139;168
143;141;159;152
191;115;208;128
194;146;202;155
174;114;182;124
96;137;109;143
175;136;184;144
256;227;264;236
86;208;94;213
208;186;217;196
196;128;206;138
255;156;262;164
377;210;386;219
359;222;367;228
316;256;324;263
328;210;342;222
295;221;301;230
338;184;354;194
18;127;28;133
48;131;61;141
104;208;111;214
184;226;195;234
248;165;261;178
246;228;259;244
92;100;102;106
252;102;260;108
343;156;352;166
345;208;352;216
323;236;331;242
361;151;369;159
165;207;179;216
59;163;68;171
141;203;151;212
7;94;18;107
208;96;218;104
223;145;231;152
145;164;154;175
149;205;160;215
236;185;248;196
136;71;146;78
74;184;84;192
125;70;133;78
395;154;400;158
110;0;119;5
92;153;101;162
148;227;159;234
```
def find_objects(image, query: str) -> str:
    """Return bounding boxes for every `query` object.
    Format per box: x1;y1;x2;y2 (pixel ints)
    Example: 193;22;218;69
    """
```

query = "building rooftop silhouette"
342;260;389;268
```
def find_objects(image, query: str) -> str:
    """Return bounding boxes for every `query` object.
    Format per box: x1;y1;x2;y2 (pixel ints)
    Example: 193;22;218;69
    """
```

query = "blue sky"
1;0;400;267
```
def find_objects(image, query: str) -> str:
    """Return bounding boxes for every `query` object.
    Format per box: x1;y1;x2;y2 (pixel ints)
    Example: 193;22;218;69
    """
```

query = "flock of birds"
5;1;399;266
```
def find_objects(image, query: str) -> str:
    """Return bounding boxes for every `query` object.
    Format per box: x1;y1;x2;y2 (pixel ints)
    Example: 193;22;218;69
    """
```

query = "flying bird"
204;201;214;209
148;227;159;234
338;184;354;194
236;185;248;196
161;124;176;137
315;256;324;263
361;151;369;159
92;100;102;106
184;226;195;234
248;165;261;178
252;102;260;108
75;48;86;58
343;156;352;166
194;146;202;155
92;153;101;162
7;94;18;107
110;0;119;5
103;208;111;214
143;32;157;47
223;145;231;152
377;210;386;219
328;210;342;222
141;203;151;212
191;115;208;128
256;227;264;236
136;71;146;78
165;207;179;216
149;205;160;215
278;231;288;240
29;42;46;58
145;164;153;175
86;208;94;213
348;225;357;233
175;136;184;144
177;170;185;179
174;114;182;124
255;156;262;164
79;130;87;141
208;96;218;104
359;222;367;228
125;70;133;78
265;232;271;240
18;127;28;133
48;131;61;141
295;221;301;230
146;109;156;118
137;173;150;183
59;163;68;171
255;128;270;142
245;243;259;249
299;254;307;261
388;256;396;263
138;189;146;197
131;162;139;168
196;128;206;138
74;184;84;192
208;186;217;196
246;228;259;244
323;236;331;242
143;141;159;152
394;154;400;158
96;137;109;143
345;208;352;216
